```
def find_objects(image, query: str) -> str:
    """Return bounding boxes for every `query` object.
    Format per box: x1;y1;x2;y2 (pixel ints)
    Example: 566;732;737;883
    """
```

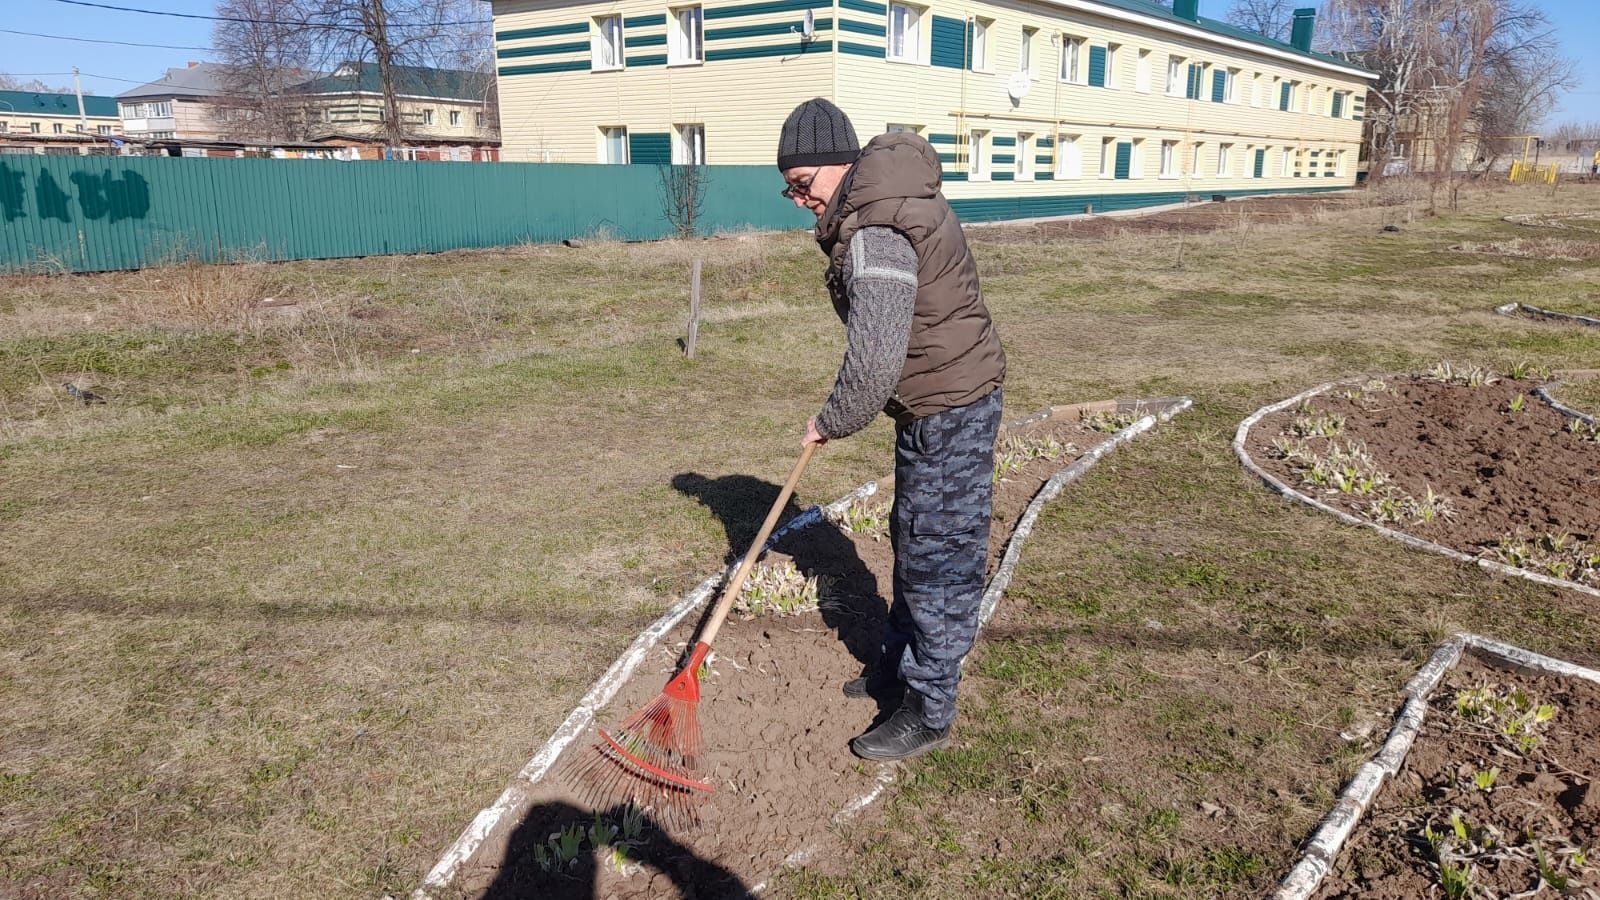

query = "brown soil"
1312;652;1600;899
456;417;1114;899
1250;375;1600;582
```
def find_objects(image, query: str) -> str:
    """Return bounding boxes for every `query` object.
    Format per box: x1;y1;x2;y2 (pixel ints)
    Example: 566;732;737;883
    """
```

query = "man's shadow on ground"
670;472;886;668
482;801;749;899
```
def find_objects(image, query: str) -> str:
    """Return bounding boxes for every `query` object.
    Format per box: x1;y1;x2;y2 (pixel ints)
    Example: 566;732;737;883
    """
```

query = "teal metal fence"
0;156;812;273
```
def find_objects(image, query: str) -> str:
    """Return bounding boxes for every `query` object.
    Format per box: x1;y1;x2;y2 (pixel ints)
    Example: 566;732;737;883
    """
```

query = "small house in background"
117;62;238;143
0;90;121;155
487;0;1372;218
291;62;501;161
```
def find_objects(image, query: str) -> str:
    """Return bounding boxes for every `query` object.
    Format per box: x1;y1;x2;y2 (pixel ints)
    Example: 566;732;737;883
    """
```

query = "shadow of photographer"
481;800;750;899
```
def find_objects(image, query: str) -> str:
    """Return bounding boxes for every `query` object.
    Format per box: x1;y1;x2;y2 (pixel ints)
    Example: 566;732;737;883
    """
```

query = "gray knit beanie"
777;98;860;170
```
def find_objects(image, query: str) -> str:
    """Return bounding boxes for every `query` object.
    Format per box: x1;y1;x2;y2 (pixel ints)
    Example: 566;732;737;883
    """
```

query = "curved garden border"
1494;301;1600;329
1272;632;1600;900
415;396;1193;899
1234;379;1600;601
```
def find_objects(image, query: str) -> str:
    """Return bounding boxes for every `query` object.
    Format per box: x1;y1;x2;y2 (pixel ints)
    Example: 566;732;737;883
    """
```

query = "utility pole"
72;66;88;134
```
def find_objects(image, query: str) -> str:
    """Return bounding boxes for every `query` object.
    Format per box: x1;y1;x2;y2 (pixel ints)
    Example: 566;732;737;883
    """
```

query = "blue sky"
2;0;1595;122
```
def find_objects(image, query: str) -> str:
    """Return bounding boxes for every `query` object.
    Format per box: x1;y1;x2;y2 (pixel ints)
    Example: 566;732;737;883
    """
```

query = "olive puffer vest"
815;132;1005;421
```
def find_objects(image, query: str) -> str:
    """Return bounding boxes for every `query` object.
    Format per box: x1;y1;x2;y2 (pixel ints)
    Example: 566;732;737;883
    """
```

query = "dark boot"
842;662;902;700
849;694;950;761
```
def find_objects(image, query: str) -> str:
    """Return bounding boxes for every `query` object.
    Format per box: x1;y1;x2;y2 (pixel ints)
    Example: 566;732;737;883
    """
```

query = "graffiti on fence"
0;163;151;224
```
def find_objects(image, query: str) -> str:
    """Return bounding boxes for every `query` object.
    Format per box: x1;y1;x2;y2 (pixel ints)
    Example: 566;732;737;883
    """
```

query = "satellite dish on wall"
802;9;815;40
1007;71;1032;102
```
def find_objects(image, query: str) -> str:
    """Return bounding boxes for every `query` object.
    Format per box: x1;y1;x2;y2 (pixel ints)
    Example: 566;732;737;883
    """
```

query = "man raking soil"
779;98;1006;761
574;99;1006;824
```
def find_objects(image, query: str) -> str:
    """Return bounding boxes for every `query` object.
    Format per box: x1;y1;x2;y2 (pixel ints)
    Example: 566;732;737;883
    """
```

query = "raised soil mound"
1312;651;1600;898
1246;375;1600;592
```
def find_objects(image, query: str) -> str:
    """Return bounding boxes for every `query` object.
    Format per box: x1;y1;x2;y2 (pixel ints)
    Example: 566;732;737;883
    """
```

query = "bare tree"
213;0;321;141
659;162;709;239
215;0;489;150
0;74;71;93
1324;0;1572;205
297;0;489;148
1227;0;1297;42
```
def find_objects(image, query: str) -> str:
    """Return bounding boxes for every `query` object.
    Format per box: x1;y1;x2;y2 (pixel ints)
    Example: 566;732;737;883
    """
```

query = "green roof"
290;63;489;100
0;90;119;119
1084;0;1374;76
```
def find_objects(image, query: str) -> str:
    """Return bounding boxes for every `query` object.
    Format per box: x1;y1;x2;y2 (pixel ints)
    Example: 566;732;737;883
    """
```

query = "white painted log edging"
1273;633;1600;900
1535;376;1599;426
1494;301;1600;329
1234;380;1600;600
415;396;1192;899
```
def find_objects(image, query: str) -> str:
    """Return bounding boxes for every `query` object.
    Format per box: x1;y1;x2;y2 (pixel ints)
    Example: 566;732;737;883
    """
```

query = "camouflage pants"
881;387;1002;730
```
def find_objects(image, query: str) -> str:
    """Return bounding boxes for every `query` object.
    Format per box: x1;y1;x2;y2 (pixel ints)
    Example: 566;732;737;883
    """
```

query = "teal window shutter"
628;132;671;165
1186;64;1200;99
1088;45;1106;87
1279;82;1291;111
930;16;966;68
1253;148;1265;178
1114;142;1131;179
1211;69;1226;103
1332;92;1344;117
966;20;975;69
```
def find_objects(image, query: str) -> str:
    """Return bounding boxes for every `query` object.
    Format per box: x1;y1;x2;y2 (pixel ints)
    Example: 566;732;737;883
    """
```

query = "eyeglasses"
780;175;816;199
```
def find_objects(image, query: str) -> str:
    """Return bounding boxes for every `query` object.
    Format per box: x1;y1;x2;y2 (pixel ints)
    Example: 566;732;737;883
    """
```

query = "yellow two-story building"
489;0;1372;218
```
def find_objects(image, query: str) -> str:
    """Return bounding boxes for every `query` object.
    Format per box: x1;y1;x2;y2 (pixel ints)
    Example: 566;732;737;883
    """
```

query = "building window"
74;124;85;133
422;109;435;125
673;123;705;164
149;101;172;117
449;110;461;126
1016;132;1032;178
968;129;989;180
888;4;921;62
1134;48;1151;92
886;123;921;134
1281;147;1292;176
0;122;7;133
1019;27;1035;76
1280;80;1296;111
1100;136;1115;177
1166;56;1183;96
1060;36;1084;83
593;15;625;70
1191;142;1203;176
599;126;628;164
475;112;486;127
671;5;704;64
1252;72;1264;107
1055;133;1081;178
1160;140;1177;177
971;18;991;71
31;123;41;134
1217;143;1232;177
1105;43;1120;87
1225;68;1239;102
97;124;111;134
1128;138;1144;177
53;123;64;134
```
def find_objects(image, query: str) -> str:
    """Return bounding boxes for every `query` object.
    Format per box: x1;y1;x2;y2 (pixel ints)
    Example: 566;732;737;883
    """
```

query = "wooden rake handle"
698;442;818;648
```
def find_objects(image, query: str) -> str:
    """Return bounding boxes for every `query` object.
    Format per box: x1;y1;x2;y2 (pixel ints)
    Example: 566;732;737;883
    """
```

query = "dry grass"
3;181;1600;899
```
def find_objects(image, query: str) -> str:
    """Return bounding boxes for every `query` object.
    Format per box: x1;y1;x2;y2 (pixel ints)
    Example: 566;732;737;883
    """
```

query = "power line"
47;0;491;28
0;27;214;51
4;71;156;84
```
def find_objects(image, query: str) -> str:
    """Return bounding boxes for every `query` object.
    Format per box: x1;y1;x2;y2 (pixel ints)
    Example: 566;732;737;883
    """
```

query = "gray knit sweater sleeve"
815;226;918;439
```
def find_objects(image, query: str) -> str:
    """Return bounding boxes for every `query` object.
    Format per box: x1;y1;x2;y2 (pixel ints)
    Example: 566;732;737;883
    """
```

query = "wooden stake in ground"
686;259;701;359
